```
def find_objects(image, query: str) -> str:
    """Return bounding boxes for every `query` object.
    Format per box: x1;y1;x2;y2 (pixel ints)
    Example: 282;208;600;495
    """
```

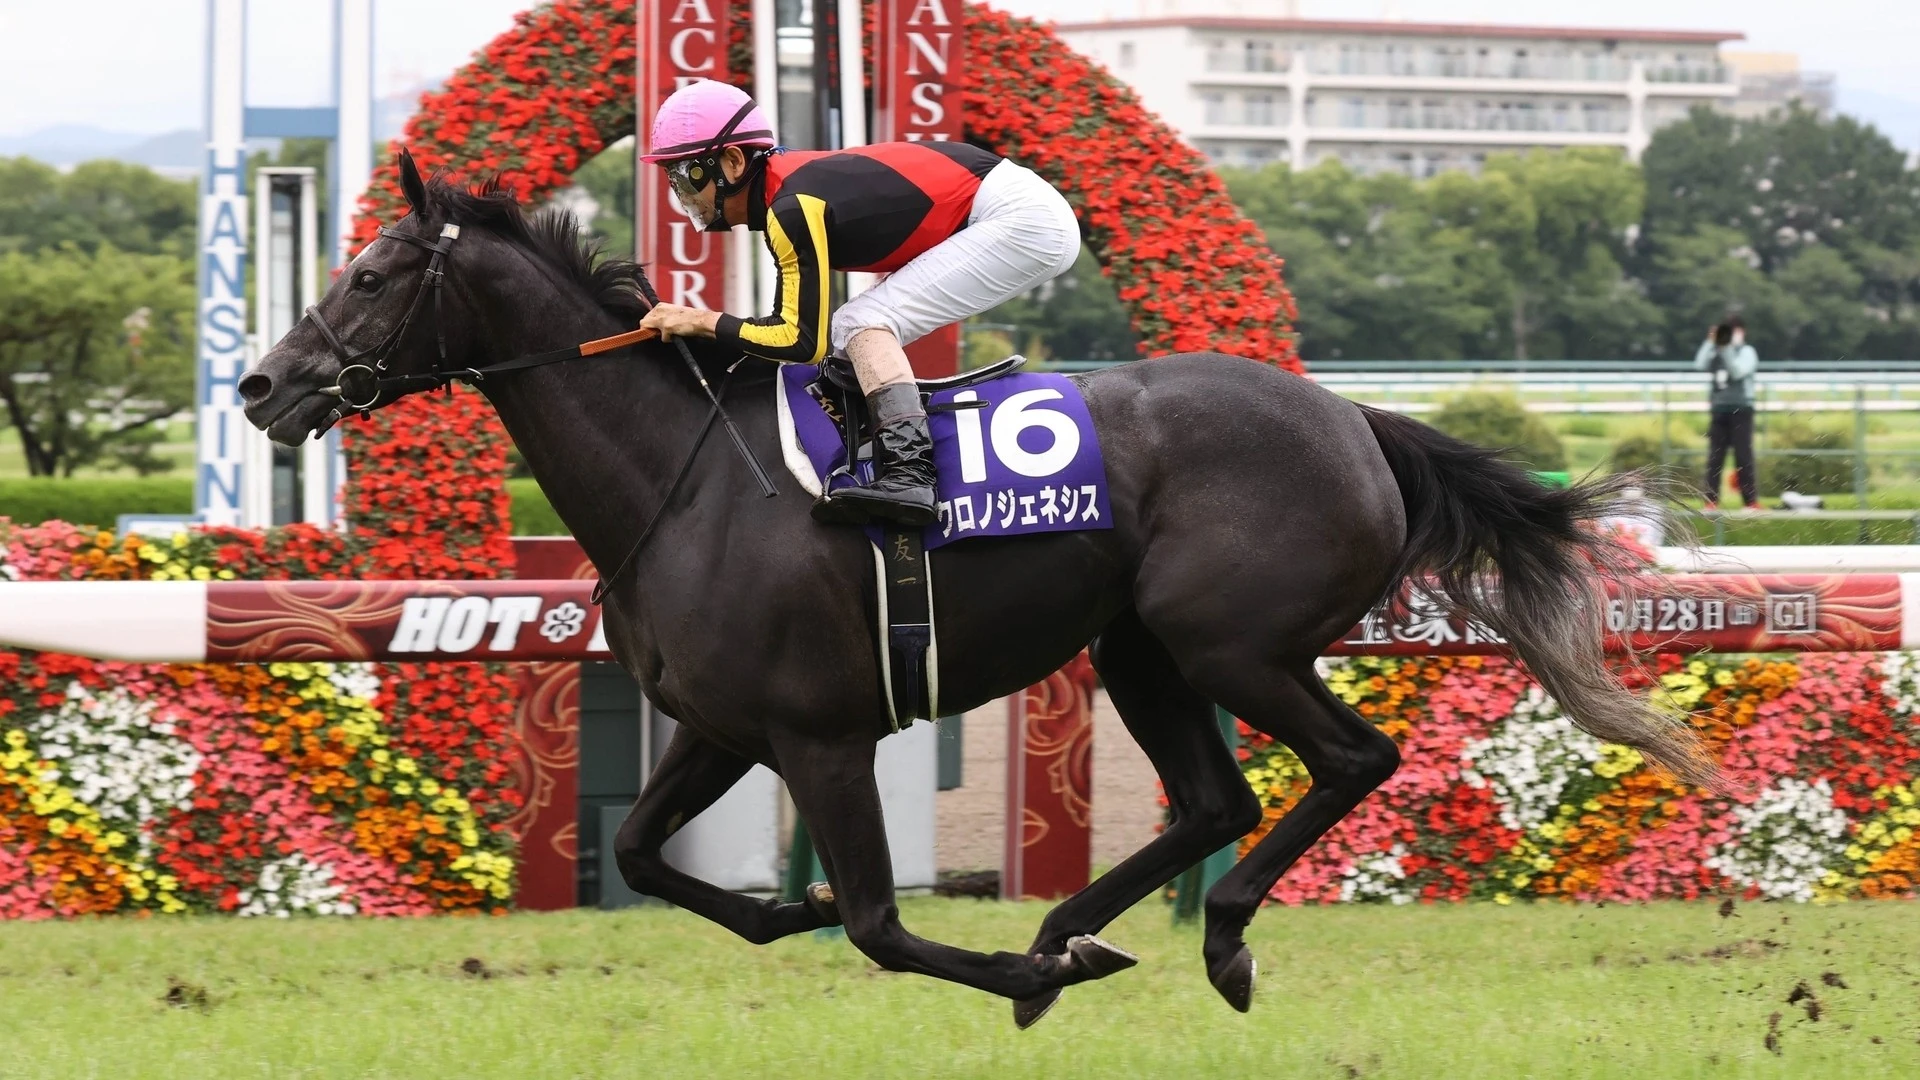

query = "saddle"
808;353;1026;731
810;353;1025;472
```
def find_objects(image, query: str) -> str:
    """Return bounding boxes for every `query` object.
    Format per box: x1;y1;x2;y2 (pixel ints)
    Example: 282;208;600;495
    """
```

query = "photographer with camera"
1694;313;1761;511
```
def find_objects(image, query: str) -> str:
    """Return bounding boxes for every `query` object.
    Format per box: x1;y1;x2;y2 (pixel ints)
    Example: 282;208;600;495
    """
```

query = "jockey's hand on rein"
639;303;721;342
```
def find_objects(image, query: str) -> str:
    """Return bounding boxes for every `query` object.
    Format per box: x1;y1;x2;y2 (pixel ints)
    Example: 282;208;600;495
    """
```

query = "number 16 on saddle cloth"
777;366;1114;547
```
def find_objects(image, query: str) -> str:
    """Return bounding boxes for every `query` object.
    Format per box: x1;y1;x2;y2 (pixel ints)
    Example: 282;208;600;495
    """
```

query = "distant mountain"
117;129;202;173
1836;86;1920;154
0;124;148;164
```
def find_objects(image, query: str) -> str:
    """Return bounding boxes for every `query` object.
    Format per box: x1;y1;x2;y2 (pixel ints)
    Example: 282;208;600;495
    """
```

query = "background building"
1057;13;1745;175
1723;51;1836;121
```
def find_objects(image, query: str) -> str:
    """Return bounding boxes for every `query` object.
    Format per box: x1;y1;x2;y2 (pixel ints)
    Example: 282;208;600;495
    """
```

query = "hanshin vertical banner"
636;0;730;307
196;0;249;526
873;0;965;377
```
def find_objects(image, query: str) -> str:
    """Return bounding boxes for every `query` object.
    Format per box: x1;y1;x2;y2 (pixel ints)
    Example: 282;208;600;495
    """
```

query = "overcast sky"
1;0;1912;142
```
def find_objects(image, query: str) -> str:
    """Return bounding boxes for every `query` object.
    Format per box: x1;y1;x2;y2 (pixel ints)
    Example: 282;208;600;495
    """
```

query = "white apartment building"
1056;14;1745;176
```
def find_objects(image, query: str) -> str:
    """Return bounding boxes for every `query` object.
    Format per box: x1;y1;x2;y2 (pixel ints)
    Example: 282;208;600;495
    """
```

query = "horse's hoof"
1208;945;1256;1013
1012;989;1061;1030
804;882;841;927
1065;934;1139;981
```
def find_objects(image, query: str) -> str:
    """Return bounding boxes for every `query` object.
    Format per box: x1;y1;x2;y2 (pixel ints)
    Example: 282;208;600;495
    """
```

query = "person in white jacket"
1694;314;1760;510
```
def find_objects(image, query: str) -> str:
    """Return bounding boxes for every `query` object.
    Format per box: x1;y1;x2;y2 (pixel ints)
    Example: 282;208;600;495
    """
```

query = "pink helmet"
642;79;776;163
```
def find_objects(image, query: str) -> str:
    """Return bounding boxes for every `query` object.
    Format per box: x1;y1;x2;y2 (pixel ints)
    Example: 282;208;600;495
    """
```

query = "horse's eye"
353;270;382;292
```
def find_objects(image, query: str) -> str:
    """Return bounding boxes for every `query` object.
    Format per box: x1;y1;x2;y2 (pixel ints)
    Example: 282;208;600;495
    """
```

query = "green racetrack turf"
2;896;1918;1078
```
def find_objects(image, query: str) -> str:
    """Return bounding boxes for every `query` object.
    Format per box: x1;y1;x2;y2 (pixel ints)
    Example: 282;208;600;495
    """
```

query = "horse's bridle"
301;211;779;602
307;223;468;415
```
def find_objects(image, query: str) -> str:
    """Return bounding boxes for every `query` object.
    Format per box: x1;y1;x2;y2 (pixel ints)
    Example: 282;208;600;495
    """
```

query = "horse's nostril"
238;371;274;404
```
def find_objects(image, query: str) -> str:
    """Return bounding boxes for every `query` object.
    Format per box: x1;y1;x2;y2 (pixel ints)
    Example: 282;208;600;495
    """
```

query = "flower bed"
1243;652;1920;904
0;522;520;918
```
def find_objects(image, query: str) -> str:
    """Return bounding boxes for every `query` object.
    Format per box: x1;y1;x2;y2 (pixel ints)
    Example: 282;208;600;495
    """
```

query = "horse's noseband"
308;222;467;414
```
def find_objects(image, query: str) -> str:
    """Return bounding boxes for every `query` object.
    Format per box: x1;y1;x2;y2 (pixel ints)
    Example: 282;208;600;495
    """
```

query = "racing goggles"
664;156;717;208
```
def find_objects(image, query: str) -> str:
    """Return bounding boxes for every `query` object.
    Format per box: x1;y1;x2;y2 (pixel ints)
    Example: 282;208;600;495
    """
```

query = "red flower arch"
343;0;1298;569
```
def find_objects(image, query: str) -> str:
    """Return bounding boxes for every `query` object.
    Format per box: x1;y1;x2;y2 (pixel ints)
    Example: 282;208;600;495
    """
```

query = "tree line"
998;105;1920;366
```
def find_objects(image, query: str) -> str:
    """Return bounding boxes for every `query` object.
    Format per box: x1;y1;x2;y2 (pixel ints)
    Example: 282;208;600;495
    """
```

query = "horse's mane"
419;175;771;388
421;176;652;326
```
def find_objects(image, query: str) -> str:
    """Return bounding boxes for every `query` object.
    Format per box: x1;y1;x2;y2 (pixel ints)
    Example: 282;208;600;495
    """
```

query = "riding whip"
637;276;779;499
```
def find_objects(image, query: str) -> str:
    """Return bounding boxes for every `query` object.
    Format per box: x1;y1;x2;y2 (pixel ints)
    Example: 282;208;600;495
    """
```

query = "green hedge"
506;478;567;535
0;477;572;537
0;477;192;529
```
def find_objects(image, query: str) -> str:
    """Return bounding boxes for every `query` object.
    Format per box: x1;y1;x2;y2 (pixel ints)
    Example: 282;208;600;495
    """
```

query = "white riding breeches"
828;159;1079;355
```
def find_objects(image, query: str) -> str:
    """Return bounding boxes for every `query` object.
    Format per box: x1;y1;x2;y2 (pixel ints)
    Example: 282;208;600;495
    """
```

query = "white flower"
25;684;201;858
1338;843;1415;904
325;663;383;704
235;854;356;917
1706;778;1850;902
1462;685;1601;832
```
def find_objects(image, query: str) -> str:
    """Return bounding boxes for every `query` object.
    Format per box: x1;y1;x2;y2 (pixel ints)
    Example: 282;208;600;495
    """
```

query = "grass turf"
1;897;1917;1078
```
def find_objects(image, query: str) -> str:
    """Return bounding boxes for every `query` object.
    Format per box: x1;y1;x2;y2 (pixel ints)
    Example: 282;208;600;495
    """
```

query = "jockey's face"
662;147;751;233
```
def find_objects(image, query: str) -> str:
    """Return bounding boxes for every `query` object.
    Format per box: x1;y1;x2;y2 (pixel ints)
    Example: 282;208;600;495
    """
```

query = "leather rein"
306;222;665;421
300;218;778;605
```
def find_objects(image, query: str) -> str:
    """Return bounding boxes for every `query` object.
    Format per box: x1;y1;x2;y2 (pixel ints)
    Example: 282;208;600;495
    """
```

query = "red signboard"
637;0;729;307
204;580;607;662
1003;651;1095;900
872;0;965;378
1331;574;1907;657
506;538;595;911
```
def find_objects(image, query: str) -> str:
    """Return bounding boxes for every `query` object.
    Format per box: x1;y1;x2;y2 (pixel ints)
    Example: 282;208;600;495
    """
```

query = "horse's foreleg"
611;725;833;944
773;730;1137;1009
1014;608;1261;1026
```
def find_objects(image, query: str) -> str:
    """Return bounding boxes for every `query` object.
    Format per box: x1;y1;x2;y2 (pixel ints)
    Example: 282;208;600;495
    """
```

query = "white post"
326;0;373;527
294;170;333;524
196;0;249;528
333;0;374;269
839;0;874;299
752;0;779;318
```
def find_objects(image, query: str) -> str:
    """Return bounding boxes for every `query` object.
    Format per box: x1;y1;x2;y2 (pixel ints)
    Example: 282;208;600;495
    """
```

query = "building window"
1245;39;1279;73
1117;41;1135;68
1340;96;1367;128
1244;92;1278;127
1202;91;1229;126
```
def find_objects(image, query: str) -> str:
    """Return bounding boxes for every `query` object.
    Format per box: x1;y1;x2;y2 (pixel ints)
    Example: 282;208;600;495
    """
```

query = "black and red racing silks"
712;141;1002;365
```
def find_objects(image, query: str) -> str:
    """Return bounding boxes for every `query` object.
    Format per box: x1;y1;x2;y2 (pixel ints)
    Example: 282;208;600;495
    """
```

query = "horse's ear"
397;149;428;213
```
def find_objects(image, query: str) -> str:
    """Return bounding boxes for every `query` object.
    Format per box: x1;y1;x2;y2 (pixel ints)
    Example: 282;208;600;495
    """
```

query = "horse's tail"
1359;405;1721;792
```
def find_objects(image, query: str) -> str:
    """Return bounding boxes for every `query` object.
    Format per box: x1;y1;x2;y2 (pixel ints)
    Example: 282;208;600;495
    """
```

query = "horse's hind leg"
612;725;833;944
1193;659;1401;1011
773;729;1138;1005
1014;607;1261;1025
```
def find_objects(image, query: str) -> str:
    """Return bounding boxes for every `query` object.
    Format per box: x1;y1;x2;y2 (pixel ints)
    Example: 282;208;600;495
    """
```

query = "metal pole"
1855;384;1870;542
1659;384;1671;483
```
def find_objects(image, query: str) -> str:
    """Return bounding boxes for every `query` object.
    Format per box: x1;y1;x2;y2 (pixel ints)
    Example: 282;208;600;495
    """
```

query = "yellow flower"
1494;892;1513;905
3;730;25;749
191;566;212;581
393;781;413;796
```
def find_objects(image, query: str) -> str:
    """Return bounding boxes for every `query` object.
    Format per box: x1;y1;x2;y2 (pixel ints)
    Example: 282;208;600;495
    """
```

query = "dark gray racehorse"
240;156;1715;1024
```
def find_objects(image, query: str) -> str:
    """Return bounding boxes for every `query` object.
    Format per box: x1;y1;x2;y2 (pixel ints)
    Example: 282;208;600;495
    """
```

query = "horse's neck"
479;302;706;576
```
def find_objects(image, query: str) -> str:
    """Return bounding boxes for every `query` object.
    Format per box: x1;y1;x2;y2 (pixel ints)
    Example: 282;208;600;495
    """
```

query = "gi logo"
1765;593;1817;635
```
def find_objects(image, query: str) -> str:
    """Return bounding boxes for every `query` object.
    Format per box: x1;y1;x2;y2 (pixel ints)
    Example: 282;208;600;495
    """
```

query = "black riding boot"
812;384;939;527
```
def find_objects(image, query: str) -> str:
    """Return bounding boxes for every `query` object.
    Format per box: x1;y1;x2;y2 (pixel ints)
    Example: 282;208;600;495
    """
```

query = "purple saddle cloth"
777;364;1114;549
